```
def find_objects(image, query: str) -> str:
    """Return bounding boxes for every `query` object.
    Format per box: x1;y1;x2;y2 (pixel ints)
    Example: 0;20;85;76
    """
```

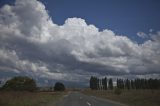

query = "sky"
0;0;160;87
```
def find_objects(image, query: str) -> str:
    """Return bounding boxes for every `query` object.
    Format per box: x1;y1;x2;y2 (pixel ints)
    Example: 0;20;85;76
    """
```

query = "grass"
82;89;160;106
0;91;66;106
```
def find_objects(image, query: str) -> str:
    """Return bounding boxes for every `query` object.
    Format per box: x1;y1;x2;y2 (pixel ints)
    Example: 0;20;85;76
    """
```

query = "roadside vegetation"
0;91;66;106
0;76;66;106
84;76;160;106
83;89;160;106
1;76;37;91
54;82;65;91
90;76;160;90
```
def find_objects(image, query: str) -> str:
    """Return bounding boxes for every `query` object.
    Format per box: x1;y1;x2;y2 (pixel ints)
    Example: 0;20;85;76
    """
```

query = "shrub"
54;82;65;91
1;76;37;91
114;88;122;95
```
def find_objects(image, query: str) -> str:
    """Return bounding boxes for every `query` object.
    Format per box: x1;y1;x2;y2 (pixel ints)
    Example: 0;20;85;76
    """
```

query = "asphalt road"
56;92;126;106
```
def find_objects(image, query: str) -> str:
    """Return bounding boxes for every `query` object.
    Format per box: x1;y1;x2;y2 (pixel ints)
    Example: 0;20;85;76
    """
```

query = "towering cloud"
0;0;160;84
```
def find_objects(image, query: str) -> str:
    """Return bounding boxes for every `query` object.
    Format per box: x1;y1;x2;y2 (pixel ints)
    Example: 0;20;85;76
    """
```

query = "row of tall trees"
90;76;113;90
90;76;160;90
117;78;160;90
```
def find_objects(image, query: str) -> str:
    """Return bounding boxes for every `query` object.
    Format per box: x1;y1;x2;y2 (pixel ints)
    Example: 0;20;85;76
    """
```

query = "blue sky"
40;0;160;42
1;0;160;42
0;0;160;87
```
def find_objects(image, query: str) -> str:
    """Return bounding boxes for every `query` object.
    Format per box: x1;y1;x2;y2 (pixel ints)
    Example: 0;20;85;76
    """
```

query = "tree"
117;79;121;89
125;79;130;90
97;78;100;90
1;76;37;91
131;80;135;89
108;78;113;90
103;77;108;90
90;76;99;90
90;76;94;89
120;79;125;89
54;82;65;91
116;78;160;90
95;77;99;90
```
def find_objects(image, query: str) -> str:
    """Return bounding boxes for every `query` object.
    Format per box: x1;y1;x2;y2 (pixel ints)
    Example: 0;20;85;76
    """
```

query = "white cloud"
0;48;75;81
0;0;160;84
150;31;160;42
137;31;148;38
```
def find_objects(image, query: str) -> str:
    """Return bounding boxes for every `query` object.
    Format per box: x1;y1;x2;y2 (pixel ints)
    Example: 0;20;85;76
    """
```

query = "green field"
82;89;160;106
0;91;66;106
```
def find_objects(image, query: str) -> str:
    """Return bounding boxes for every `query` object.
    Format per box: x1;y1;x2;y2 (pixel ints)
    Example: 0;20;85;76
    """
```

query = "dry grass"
0;91;66;106
82;89;160;106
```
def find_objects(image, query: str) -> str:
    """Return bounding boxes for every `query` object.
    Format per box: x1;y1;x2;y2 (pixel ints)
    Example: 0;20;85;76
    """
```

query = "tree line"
117;78;160;90
90;76;160;90
90;76;113;90
0;76;65;92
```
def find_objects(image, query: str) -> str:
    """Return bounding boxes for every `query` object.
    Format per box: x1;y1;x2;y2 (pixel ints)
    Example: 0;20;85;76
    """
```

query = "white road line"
90;96;98;103
86;101;91;106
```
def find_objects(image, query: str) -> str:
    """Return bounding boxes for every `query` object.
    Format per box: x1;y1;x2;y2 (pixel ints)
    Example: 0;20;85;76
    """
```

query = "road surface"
56;92;127;106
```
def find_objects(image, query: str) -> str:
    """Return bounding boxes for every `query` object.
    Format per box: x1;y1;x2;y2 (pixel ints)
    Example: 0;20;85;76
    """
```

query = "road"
56;92;126;106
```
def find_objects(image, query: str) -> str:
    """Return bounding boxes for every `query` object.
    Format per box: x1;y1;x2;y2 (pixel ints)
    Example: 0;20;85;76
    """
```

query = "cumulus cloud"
137;32;148;38
149;29;153;33
0;0;160;85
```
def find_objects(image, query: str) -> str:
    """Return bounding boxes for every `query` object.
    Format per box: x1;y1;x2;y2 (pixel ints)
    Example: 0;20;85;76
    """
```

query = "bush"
1;76;37;91
54;82;65;91
114;88;122;95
